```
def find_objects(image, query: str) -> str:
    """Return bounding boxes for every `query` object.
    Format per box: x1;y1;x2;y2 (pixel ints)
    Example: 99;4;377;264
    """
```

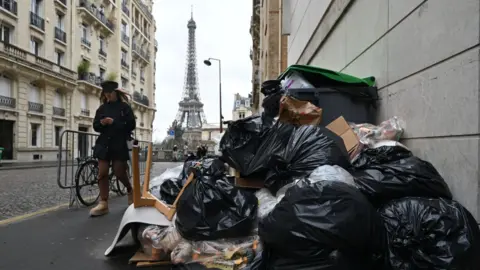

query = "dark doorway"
78;127;89;158
0;120;14;160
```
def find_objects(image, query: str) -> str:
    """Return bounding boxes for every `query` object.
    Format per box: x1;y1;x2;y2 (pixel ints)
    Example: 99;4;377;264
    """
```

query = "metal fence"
56;129;151;207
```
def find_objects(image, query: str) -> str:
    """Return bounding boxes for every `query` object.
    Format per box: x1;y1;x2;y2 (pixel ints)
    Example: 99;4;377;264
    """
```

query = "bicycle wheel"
75;159;100;207
110;171;128;196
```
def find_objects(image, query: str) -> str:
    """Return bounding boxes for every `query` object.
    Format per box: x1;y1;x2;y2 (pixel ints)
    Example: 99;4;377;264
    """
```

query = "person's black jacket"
93;100;136;161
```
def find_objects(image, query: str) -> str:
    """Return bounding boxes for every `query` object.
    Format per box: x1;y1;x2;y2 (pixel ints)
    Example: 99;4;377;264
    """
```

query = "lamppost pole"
204;58;223;133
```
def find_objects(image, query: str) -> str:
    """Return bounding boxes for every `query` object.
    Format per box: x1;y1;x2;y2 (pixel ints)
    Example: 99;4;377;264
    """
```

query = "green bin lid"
278;65;376;87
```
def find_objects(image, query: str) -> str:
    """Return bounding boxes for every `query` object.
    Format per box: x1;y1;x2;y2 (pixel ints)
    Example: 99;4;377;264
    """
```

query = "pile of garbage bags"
143;113;479;270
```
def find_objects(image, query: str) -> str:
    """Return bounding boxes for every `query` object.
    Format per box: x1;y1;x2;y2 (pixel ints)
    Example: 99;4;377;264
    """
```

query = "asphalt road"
0;162;181;221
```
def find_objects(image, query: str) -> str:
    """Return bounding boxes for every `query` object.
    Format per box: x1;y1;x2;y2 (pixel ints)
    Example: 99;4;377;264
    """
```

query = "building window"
80;92;87;110
31;123;41;147
55;126;63;146
235;100;240;107
245;99;250;107
81;24;88;39
140;88;143;95
54;50;64;66
54;90;63;108
121;21;128;34
121;78;128;88
0;74;12;97
29;85;40;103
0;25;12;44
30;38;42;56
99;68;106;80
31;0;43;15
99;36;105;50
56;13;64;30
121;49;127;61
239;112;245;119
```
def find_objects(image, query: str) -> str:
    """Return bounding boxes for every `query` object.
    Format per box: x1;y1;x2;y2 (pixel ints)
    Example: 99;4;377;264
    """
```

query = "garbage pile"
142;66;479;270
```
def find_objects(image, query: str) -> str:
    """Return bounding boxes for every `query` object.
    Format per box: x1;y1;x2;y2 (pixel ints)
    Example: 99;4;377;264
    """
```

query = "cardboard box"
230;167;264;189
326;116;359;154
279;96;323;126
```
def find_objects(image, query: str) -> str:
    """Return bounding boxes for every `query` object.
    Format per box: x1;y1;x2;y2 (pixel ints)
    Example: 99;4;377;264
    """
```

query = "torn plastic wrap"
255;189;278;219
171;236;260;267
351;146;452;206
149;165;184;203
175;174;258;241
138;225;183;261
350;116;405;147
220;114;274;173
259;180;385;268
308;165;355;186
264;125;351;194
380;197;480;270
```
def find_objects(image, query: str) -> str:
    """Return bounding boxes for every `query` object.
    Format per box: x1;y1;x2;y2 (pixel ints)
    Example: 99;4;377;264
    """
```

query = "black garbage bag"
220;114;274;172
264;125;350;194
262;91;285;118
351;146;452;206
380;197;480;270
259;180;385;267
159;178;183;205
175;174;258;241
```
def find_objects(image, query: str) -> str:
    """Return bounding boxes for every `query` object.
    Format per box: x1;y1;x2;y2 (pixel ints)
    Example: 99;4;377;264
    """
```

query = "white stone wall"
286;0;480;219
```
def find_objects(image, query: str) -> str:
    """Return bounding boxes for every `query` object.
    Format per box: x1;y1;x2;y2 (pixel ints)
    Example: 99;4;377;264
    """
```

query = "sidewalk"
0;197;166;270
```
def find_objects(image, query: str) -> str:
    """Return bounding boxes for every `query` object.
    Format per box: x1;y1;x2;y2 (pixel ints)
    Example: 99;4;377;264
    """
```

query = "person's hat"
101;81;119;93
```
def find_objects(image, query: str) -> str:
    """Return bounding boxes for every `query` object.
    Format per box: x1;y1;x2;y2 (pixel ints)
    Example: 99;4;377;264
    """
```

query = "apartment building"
251;0;288;113
0;0;157;162
232;93;252;121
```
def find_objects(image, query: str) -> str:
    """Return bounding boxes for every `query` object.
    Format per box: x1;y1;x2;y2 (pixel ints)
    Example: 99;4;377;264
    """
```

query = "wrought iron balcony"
81;37;91;47
78;0;115;34
78;72;101;86
0;95;15;108
122;4;129;16
30;12;45;31
133;91;149;106
53;106;65;117
132;42;150;63
121;32;129;45
0;0;17;15
0;42;76;82
80;109;90;116
99;48;107;57
134;0;153;21
54;27;66;43
28;101;43;113
56;0;67;6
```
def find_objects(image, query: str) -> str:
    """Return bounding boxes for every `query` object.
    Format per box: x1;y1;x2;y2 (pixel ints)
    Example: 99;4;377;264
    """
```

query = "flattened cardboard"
230;167;264;189
326;116;359;153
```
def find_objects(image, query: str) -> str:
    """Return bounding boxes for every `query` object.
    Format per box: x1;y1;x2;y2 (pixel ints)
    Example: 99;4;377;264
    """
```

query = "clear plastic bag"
350;116;405;147
255;189;278;219
170;235;260;267
138;225;183;260
308;165;355;187
149;164;183;189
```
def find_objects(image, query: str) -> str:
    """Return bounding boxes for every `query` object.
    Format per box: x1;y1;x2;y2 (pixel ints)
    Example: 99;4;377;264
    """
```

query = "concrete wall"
287;0;480;220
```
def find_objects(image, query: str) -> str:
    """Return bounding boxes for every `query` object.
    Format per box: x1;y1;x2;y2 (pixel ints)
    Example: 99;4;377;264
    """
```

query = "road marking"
0;203;70;226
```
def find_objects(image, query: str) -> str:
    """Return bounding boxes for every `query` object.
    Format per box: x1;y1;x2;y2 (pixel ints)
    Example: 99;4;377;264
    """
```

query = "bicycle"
74;150;132;207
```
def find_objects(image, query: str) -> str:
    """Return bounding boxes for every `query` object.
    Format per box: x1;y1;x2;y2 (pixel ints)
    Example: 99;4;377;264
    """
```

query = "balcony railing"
53;106;65;117
78;72;102;86
30;12;45;31
122;4;129;16
81;37;91;47
121;59;129;69
80;109;90;116
0;95;15;108
99;48;107;57
78;0;115;33
0;42;76;81
28;101;43;113
121;32;129;45
133;91;149;107
134;0;153;21
0;0;17;15
132;42;150;62
56;0;67;6
54;27;67;43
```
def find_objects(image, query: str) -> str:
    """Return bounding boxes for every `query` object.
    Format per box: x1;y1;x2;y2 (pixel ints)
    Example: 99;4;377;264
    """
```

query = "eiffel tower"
174;8;207;142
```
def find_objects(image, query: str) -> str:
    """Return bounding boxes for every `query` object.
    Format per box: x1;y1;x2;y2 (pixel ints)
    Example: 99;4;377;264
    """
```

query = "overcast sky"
152;1;253;142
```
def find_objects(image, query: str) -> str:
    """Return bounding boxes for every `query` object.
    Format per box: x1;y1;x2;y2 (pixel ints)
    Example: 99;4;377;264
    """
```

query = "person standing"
90;81;136;217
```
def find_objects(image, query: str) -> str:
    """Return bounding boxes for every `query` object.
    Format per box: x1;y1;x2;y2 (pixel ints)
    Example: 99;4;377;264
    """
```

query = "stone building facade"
0;0;157;162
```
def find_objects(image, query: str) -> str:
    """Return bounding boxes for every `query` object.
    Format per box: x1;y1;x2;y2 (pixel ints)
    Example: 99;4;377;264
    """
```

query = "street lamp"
203;57;223;133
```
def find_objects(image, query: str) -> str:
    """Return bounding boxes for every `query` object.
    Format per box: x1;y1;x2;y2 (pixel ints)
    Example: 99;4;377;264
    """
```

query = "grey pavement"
0;162;180;221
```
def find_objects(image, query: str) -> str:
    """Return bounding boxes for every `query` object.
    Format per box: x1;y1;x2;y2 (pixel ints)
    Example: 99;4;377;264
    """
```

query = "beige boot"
128;191;134;205
90;200;109;217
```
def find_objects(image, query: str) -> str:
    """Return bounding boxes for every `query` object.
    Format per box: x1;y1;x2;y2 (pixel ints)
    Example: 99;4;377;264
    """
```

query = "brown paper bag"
279;96;322;126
